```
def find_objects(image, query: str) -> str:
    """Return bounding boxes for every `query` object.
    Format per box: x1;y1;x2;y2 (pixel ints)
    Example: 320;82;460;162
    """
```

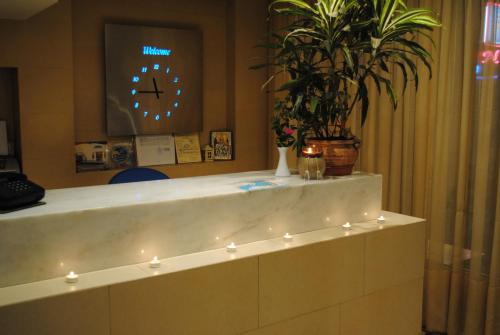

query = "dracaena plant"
252;0;439;149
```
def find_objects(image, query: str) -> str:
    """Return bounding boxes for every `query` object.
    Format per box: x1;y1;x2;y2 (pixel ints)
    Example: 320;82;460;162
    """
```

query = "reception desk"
0;171;425;335
0;170;382;288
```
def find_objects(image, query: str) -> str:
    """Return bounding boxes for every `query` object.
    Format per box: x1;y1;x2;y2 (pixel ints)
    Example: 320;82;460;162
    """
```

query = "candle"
149;256;161;268
283;233;293;242
226;242;237;252
301;145;323;158
377;215;386;224
342;222;352;230
65;271;79;284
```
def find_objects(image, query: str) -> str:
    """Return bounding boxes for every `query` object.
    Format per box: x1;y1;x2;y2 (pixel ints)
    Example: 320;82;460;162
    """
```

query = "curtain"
354;1;500;334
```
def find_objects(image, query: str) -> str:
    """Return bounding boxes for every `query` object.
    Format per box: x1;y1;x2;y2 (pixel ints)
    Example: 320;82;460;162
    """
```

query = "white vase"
275;146;291;177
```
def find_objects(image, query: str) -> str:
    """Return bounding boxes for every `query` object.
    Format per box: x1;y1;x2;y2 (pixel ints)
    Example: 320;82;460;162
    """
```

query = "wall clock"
105;24;203;136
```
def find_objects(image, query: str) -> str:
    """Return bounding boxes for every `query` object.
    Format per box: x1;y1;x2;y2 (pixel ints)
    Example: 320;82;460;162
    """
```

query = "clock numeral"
143;111;149;118
155;114;160;121
166;67;171;74
134;102;140;109
141;67;148;73
132;76;140;83
173;101;180;109
153;64;160;70
176;89;182;96
131;89;137;95
173;76;180;84
166;111;172;118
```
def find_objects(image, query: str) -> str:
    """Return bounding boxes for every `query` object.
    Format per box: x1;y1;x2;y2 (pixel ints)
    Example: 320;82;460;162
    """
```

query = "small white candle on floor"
65;271;79;284
283;233;293;242
226;242;237;252
149;256;161;268
377;215;386;224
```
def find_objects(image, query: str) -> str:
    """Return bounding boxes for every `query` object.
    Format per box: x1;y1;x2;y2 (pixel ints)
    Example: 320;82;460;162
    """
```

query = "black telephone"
0;172;45;212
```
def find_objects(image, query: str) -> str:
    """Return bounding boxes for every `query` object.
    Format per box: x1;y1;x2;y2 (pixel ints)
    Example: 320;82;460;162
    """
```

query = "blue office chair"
109;167;169;184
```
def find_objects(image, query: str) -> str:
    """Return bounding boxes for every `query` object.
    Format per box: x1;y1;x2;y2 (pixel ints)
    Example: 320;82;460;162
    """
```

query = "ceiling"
0;0;58;20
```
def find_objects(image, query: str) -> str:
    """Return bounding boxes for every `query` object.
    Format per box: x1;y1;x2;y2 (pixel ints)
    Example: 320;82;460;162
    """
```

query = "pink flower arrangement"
272;117;296;147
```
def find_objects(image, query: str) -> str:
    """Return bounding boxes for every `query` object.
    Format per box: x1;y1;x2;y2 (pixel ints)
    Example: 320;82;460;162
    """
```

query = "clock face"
105;24;202;136
130;64;182;122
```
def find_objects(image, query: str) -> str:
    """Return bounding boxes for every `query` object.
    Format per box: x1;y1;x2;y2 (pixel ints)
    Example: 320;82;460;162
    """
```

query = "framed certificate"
175;134;202;164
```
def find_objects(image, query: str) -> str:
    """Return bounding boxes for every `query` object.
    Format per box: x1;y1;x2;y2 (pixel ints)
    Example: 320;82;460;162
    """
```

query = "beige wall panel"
0;20;23;67
0;2;73;69
17;66;75;188
22;156;75;189
364;222;425;294
233;0;269;170
243;305;340;335
17;67;73;119
21;98;74;161
0;287;109;335
258;236;364;326
340;278;424;335
110;258;259;335
0;0;270;188
0;0;75;189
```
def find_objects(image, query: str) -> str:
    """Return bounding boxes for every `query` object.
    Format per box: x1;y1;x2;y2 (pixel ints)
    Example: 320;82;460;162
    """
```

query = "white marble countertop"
0;211;423;308
0;170;377;221
0;170;383;288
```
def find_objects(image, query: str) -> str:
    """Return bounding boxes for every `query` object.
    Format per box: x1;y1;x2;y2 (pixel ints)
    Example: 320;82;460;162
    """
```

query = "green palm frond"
251;0;440;138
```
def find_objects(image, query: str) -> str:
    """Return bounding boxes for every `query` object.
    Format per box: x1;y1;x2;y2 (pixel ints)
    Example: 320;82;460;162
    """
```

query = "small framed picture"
108;138;136;169
210;131;233;160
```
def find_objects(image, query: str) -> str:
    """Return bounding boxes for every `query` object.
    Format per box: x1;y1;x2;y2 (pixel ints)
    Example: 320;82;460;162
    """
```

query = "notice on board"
136;135;176;166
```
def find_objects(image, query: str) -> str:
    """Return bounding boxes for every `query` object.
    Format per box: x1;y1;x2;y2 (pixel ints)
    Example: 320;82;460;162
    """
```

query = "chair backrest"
109;167;169;184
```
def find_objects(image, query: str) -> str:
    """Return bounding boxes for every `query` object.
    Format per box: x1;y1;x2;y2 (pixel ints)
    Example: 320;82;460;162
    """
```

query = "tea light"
377;215;386;224
226;242;237;252
65;271;79;284
149;256;161;268
283;233;293;242
299;146;326;180
342;222;352;230
301;145;322;158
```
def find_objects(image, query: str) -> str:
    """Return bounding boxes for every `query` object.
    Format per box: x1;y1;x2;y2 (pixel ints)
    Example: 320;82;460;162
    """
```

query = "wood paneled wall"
0;0;269;189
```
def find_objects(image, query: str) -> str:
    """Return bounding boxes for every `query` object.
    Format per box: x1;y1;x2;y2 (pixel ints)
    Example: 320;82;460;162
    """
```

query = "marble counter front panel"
0;171;381;287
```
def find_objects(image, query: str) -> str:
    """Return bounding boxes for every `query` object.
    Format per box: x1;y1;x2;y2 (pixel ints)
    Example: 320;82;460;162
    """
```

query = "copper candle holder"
299;146;325;180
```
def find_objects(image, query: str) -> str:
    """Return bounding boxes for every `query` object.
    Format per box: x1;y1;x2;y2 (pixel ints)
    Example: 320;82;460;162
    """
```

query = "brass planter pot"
306;138;361;176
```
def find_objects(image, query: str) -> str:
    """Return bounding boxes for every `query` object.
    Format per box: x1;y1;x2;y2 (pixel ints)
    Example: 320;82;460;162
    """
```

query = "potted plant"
252;0;439;176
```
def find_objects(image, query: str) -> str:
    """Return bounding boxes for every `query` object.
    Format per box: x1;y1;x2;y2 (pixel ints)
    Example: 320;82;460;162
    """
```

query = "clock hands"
137;77;164;99
138;90;165;94
153;77;160;99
